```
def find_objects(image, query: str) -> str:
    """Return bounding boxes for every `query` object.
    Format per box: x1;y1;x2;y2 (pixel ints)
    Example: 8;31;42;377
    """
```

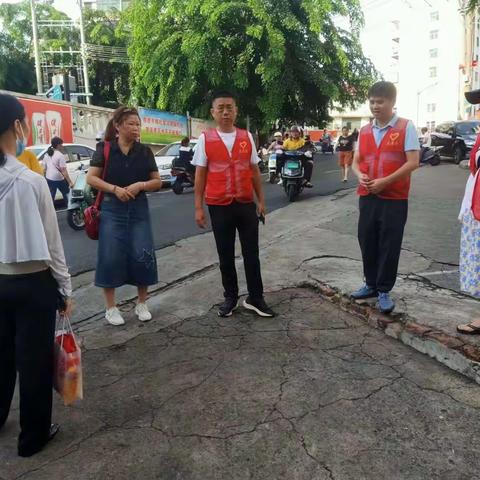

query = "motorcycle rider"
267;131;284;152
178;136;195;176
282;126;313;188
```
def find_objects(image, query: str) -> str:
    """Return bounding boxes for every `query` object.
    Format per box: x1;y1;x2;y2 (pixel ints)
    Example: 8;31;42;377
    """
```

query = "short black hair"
368;81;397;102
211;90;237;106
181;136;190;146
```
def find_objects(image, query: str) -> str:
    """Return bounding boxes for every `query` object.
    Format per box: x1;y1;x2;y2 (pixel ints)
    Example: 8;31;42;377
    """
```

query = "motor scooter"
67;164;94;230
278;150;308;202
268;151;281;184
171;157;195;194
420;145;441;166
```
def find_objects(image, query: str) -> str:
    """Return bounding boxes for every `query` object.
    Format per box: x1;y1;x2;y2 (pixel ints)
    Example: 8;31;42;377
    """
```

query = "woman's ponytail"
47;146;55;157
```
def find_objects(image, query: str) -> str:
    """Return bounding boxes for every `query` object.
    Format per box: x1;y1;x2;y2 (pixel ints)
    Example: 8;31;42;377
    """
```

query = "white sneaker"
135;303;152;322
277;178;283;185
105;307;125;326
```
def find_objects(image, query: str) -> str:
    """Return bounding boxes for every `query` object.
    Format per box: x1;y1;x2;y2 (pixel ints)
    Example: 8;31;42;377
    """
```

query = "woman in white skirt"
457;90;480;334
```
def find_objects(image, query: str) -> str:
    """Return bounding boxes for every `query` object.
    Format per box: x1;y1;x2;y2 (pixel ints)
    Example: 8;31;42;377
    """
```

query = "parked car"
154;140;197;186
430;121;480;164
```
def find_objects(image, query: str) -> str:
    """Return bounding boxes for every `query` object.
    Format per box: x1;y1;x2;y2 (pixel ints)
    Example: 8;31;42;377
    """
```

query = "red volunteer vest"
358;118;410;200
469;133;480;220
204;128;254;206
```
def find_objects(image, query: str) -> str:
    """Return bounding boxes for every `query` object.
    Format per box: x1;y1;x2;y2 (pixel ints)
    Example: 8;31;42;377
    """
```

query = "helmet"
274;131;282;137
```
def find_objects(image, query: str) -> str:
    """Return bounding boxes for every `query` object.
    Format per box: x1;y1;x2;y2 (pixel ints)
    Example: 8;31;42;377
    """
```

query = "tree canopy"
0;0;130;107
125;0;378;130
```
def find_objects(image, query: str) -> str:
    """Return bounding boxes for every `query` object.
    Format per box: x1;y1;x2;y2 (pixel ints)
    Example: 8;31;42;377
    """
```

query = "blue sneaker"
351;284;377;300
377;292;395;314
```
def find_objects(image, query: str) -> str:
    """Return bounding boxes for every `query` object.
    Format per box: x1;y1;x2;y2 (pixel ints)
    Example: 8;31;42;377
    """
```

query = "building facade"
331;0;464;132
461;4;480;119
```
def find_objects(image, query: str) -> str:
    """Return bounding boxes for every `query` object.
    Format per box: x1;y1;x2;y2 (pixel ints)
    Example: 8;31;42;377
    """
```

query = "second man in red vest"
193;91;275;318
351;81;420;314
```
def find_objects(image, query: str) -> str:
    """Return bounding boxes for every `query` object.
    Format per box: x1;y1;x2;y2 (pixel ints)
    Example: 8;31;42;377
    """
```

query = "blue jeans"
95;194;158;288
46;179;69;206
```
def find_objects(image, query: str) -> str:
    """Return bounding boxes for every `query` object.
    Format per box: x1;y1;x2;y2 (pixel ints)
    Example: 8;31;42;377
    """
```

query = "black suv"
431;121;480;164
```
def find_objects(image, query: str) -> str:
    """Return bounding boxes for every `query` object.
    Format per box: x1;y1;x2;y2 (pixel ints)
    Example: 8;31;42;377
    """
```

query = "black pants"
0;270;58;454
358;195;408;292
208;201;264;300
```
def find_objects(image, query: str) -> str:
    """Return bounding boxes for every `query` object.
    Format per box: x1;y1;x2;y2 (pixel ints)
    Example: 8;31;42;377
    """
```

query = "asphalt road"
58;153;354;275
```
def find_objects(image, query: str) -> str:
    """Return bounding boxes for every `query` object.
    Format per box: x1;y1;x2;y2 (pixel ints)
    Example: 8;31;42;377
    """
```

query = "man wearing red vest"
193;91;275;318
351;81;420;313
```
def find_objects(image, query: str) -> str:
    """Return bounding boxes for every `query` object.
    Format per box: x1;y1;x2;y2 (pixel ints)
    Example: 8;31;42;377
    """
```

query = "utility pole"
78;0;91;104
30;0;43;94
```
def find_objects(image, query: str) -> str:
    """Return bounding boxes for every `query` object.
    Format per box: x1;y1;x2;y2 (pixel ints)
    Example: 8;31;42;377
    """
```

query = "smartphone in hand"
258;213;265;225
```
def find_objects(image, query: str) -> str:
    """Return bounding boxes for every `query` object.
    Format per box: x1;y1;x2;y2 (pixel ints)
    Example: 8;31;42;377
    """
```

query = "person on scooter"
282;126;313;188
268;132;284;152
178;136;195;177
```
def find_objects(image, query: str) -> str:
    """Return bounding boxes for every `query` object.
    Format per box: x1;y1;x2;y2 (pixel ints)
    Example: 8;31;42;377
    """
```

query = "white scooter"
268;149;284;184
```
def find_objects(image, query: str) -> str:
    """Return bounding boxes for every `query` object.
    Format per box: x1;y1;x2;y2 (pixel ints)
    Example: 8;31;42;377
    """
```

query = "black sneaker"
243;297;275;317
218;297;238;317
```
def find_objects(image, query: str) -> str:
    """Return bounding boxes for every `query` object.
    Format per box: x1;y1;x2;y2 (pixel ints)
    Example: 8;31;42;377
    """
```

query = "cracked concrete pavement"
2;162;480;478
69;162;480;382
2;288;480;479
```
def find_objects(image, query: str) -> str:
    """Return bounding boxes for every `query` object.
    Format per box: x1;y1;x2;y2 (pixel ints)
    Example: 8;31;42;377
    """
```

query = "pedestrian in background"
0;94;72;457
351;81;420;314
43;137;73;206
87;106;162;326
457;89;480;334
336;126;354;182
17;148;44;175
193;90;275;318
178;136;195;175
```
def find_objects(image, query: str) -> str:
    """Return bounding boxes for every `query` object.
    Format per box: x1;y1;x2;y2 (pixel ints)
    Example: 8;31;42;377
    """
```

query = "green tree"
0;1;130;107
83;9;130;107
0;0;77;94
125;0;377;130
464;1;479;13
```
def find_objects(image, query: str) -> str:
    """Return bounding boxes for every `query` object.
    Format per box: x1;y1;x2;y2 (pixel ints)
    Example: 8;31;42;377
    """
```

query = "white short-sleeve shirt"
192;130;259;167
44;150;68;181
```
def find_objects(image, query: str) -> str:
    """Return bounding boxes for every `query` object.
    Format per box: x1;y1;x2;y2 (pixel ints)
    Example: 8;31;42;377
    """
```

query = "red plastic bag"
53;315;83;406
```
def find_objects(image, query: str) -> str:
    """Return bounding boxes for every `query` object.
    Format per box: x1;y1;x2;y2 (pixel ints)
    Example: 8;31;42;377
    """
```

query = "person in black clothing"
178;136;195;176
87;106;162;326
336;126;355;182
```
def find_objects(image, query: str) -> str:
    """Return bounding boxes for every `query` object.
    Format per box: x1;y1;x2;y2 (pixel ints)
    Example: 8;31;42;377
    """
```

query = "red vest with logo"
204;128;254;206
358;118;410;200
469;132;480;220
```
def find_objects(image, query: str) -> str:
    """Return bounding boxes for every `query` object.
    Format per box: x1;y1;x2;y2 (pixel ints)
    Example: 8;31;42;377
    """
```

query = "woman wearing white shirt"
0;94;72;457
43;136;73;206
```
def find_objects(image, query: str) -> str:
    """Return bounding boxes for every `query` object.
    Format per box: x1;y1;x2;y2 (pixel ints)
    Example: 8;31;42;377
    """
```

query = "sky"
0;0;79;19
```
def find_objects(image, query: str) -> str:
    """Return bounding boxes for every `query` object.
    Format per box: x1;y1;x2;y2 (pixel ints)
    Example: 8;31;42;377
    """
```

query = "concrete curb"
299;279;480;385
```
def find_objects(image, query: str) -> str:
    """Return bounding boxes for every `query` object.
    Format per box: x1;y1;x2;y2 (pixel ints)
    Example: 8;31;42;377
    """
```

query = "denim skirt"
95;194;158;288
